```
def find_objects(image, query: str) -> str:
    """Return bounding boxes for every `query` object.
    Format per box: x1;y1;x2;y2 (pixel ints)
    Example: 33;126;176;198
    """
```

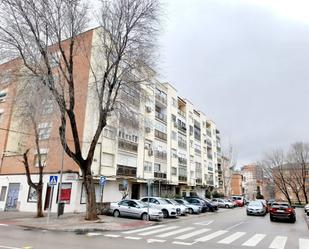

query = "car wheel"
246;212;250;216
141;213;149;221
162;209;169;218
225;205;229;208
270;215;274;221
290;216;296;223
113;210;120;218
188;208;193;214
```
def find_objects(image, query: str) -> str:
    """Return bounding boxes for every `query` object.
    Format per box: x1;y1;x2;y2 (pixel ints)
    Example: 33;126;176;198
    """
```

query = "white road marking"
194;220;214;226
146;239;166;243
86;232;102;236
104;234;121;238
299;238;309;249
269;236;287;249
0;224;8;227
0;246;22;249
124;236;141;240
195;230;228;242
156;227;195;238
218;232;246;244
242;234;266;247
172;241;196;246
225;221;245;230
139;226;179;236
122;225;166;234
175;228;211;240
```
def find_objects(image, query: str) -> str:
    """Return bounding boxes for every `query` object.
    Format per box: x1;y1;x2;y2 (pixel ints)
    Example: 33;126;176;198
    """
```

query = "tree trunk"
84;173;98;220
36;183;44;218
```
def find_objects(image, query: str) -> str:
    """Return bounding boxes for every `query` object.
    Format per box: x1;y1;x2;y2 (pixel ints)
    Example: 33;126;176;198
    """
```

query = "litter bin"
57;202;65;217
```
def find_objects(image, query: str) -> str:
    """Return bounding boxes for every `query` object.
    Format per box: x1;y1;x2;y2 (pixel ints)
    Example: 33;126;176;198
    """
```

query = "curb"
304;213;309;230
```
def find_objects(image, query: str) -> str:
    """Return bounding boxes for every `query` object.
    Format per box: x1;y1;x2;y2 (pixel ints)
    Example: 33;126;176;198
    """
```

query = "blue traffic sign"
99;176;106;186
49;175;58;186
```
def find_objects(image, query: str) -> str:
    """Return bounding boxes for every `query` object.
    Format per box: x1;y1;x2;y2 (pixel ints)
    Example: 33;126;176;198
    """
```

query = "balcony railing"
178;175;187;182
178;125;187;134
155;94;167;105
206;139;212;147
117;165;136;177
155;111;167;123
154;172;167;179
118;139;138;153
178;109;186;118
154;129;167;141
196;178;203;184
154;150;167;160
206;129;212;137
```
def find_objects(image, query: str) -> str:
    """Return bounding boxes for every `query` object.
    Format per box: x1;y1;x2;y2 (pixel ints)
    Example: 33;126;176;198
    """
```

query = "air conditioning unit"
145;127;151;133
146;106;152;113
148;149;153;156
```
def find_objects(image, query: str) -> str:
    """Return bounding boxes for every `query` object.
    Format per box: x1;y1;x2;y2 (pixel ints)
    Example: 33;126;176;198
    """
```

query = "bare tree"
0;0;160;220
259;149;292;204
287;142;309;204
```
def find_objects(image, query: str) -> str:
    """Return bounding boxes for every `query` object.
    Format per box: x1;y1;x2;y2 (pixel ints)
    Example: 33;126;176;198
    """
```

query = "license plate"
276;210;285;213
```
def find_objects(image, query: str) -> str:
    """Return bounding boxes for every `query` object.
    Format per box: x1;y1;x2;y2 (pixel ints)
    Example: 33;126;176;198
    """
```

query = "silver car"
165;198;188;215
212;198;234;208
109;199;164;221
246;200;267;216
175;199;202;214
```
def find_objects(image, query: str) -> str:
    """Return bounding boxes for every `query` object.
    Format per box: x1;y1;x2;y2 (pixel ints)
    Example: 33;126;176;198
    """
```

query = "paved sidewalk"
0;211;156;232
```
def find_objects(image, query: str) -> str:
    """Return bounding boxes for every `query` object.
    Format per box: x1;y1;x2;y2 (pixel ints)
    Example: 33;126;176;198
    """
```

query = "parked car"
257;199;268;213
231;195;245;207
204;198;218;211
109;199;164;221
267;199;276;207
246;200;267;216
140;197;179;218
175;199;202;214
227;198;238;207
165;198;188;215
269;202;296;223
304;204;309;214
212;198;234;208
184;197;209;212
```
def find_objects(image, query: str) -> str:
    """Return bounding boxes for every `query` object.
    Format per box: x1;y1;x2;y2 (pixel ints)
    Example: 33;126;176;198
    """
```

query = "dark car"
184;197;209;212
269;202;296;223
204;198;218;212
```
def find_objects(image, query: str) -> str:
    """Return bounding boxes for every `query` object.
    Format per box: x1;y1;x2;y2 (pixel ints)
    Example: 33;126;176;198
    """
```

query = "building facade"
0;28;222;213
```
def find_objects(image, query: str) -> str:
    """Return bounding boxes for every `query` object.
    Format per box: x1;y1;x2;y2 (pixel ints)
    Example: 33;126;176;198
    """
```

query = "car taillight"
286;208;293;213
269;208;275;213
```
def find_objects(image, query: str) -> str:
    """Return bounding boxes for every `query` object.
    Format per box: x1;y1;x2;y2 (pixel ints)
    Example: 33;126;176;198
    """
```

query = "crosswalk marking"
104;234;121;238
124;236;142;240
269;236;287;249
156;227;195;238
139;226;179;236
242;234;266;247
218;232;246;244
195;230;228;242
172;241;196;246
299;238;309;249
122;225;167;234
175;228;211;240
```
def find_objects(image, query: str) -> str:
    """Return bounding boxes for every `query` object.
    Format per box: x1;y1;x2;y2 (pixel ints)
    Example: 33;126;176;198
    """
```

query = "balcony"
154;172;167;179
178;125;187;134
154;129;167;141
178;157;187;165
208;167;213;172
118;139;138;153
206;139;212;147
155;111;167;123
207;153;213;160
117;165;136;177
178;141;187;149
178;109;186;118
206;128;212;137
196;178;203;185
178;175;187;182
154;150;167;160
155;93;167;105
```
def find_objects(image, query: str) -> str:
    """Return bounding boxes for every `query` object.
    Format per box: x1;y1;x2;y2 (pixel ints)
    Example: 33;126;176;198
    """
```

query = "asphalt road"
0;207;308;249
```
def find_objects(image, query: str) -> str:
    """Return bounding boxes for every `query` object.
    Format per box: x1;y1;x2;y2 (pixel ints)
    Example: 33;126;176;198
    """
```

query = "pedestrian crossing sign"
49;175;58;186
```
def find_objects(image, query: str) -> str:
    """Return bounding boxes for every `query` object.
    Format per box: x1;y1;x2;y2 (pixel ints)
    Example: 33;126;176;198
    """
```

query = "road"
0;207;308;249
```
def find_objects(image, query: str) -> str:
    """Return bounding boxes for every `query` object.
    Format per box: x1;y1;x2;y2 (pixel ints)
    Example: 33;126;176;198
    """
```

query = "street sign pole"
147;179;151;221
47;186;53;225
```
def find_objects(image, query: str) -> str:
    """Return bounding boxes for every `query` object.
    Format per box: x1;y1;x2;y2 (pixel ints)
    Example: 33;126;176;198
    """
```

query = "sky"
156;0;309;167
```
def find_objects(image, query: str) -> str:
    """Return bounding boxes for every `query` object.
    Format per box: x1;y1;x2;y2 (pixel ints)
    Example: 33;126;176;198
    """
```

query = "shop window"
0;186;7;201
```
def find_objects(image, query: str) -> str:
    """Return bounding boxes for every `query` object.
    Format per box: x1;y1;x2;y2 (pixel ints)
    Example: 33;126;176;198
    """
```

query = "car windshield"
272;203;290;208
181;200;190;205
165;199;172;204
157;198;169;204
136;201;148;208
249;201;262;207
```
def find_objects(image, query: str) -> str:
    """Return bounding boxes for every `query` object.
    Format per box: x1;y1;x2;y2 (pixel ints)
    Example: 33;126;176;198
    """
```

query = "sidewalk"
0;211;156;232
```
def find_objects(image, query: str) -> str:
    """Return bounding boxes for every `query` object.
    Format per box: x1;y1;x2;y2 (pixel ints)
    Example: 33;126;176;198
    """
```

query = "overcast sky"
156;0;309;166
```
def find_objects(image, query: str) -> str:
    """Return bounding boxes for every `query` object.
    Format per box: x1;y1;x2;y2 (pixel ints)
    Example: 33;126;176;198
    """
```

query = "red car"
269;202;296;223
231;196;245;207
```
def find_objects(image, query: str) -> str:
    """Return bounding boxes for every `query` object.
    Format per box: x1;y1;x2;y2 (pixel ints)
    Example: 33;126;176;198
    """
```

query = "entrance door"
44;186;54;210
131;184;140;200
5;183;20;211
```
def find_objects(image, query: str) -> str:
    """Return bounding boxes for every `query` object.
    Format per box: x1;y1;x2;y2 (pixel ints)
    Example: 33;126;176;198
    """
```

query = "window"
103;126;116;139
172;149;178;158
171;131;177;140
38;122;52;140
154;163;161;172
0;91;7;102
27;186;37;203
172;98;177;107
171;167;177;176
102;153;114;167
42;99;54;115
34;149;48;167
0;186;7;202
144;161;152;172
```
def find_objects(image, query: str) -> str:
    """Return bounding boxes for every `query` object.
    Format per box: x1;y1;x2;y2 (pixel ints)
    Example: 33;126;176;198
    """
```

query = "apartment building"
0;28;222;213
230;173;244;196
